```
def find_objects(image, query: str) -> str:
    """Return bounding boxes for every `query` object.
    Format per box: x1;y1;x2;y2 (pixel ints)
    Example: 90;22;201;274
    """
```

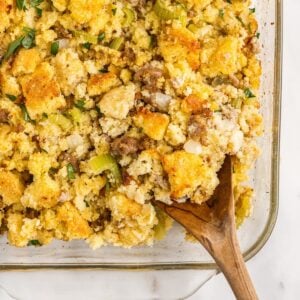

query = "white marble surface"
0;1;298;299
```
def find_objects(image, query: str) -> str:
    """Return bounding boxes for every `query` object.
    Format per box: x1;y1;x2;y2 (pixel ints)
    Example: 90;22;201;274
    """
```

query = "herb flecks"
244;88;256;98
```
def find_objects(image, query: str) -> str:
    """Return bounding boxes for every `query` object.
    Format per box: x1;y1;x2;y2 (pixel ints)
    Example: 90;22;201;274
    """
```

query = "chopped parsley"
16;0;26;10
219;9;224;18
19;103;35;123
74;99;86;111
5;94;17;101
27;240;41;246
244;88;256;98
98;32;105;42
82;42;91;49
50;41;59;55
67;163;76;180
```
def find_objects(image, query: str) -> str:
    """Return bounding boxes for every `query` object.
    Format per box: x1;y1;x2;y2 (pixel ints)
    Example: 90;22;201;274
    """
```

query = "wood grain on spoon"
154;156;258;300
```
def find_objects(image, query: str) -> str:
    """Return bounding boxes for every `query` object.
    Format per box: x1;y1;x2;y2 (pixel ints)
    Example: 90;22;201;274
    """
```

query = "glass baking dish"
0;0;282;275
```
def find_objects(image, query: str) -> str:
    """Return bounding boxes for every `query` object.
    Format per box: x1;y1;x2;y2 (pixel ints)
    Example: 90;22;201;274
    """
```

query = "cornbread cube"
200;36;247;76
68;0;105;24
98;84;135;119
52;0;68;11
0;0;10;33
54;48;87;96
162;151;208;199
0;170;24;206
12;48;41;76
87;73;121;96
0;74;21;97
27;152;53;178
55;202;92;240
20;62;65;118
133;109;169;141
21;174;60;209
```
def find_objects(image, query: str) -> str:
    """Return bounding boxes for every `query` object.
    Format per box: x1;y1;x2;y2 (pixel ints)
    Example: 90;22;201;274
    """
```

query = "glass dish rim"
0;0;282;271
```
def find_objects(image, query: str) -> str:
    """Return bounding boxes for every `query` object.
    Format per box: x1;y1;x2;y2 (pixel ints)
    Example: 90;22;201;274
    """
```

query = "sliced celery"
154;0;187;24
88;154;121;184
49;113;72;131
109;37;125;50
74;31;98;44
123;7;135;26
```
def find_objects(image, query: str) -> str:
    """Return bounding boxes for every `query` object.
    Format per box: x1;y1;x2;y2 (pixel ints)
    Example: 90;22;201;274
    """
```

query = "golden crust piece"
20;62;65;118
21;174;60;209
133;109;169;141
55;202;92;240
87;72;121;96
12;48;41;76
0;170;24;206
162;151;207;199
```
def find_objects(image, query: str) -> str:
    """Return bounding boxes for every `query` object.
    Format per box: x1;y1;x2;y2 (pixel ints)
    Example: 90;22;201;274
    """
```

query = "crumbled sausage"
0;109;9;123
134;66;163;92
89;209;111;232
111;136;140;156
58;152;79;172
188;115;209;146
52;22;72;39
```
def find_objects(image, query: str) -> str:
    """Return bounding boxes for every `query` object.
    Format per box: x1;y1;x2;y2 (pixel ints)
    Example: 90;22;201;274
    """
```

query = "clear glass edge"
0;0;282;271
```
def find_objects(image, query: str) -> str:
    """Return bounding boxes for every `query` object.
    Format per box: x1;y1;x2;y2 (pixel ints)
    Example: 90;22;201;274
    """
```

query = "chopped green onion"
153;0;187;24
123;7;135;26
19;104;34;123
219;9;224;18
3;36;24;60
35;7;42;17
27;240;41;246
244;88;256;98
50;41;59;55
74;99;85;111
21;27;36;49
16;0;26;10
98;32;105;42
88;154;121;184
249;8;255;14
67;163;76;180
30;0;43;6
6;94;17;101
82;42;91;49
109;37;124;50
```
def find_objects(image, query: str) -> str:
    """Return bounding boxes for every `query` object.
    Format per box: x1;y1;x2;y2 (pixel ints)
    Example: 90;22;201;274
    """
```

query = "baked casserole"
0;0;262;248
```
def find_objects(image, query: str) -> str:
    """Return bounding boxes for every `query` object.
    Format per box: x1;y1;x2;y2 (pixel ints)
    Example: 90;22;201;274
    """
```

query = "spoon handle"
207;228;259;300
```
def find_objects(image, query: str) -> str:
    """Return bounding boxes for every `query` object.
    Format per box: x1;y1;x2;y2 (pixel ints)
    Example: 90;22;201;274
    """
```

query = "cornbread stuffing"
0;0;262;249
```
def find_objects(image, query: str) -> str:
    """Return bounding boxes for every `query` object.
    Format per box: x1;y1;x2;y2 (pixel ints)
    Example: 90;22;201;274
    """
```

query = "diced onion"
183;139;202;155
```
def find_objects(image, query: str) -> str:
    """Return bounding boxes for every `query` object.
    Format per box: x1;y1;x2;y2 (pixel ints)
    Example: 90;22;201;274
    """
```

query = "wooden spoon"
154;156;258;300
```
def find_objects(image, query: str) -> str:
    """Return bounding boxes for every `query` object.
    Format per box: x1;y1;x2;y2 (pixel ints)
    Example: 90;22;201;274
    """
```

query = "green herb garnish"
74;99;85;111
244;88;256;98
21;27;36;49
82;42;91;49
219;9;224;18
35;7;42;17
67;163;76;180
27;240;41;246
112;8;117;15
50;41;59;55
16;0;26;10
226;0;232;3
19;103;34;123
2;36;24;61
98;32;105;42
5;94;17;101
256;32;260;39
84;198;90;207
249;8;255;14
99;65;109;73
